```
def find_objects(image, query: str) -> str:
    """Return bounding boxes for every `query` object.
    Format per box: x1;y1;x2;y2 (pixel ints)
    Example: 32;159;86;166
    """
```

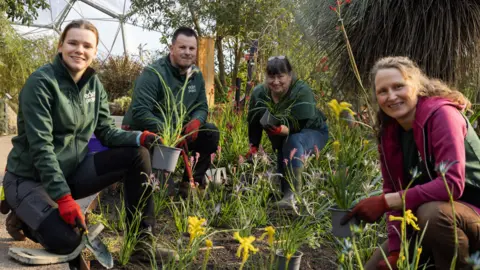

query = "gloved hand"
266;125;283;136
340;194;390;224
183;119;201;142
245;146;258;159
57;194;86;229
377;251;399;270
140;130;161;149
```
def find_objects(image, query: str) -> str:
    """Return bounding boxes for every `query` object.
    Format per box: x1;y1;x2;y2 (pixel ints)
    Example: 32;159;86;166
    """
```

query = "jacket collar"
165;54;198;81
413;96;463;128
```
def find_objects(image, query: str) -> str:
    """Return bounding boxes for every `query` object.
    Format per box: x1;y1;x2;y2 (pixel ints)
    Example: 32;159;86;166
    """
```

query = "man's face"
170;34;197;69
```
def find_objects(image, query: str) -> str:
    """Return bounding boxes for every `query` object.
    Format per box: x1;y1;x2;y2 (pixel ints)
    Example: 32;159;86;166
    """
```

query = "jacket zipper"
381;136;398;191
422;128;434;180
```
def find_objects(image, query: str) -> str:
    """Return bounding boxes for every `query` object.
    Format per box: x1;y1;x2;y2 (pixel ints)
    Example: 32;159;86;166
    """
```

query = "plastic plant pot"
275;249;303;270
260;110;281;127
152;145;182;172
329;207;360;238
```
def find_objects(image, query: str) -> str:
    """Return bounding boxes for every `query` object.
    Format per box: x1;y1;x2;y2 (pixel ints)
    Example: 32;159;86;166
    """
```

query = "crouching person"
0;20;159;255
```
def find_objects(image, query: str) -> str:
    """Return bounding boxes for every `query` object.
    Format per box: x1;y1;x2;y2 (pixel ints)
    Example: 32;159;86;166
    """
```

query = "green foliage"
95;55;143;101
0;0;49;25
276;215;315;259
0;14;56;106
111;96;132;116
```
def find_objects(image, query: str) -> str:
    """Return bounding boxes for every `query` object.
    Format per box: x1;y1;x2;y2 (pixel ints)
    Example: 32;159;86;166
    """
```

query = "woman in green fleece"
247;56;329;209
0;20;159;255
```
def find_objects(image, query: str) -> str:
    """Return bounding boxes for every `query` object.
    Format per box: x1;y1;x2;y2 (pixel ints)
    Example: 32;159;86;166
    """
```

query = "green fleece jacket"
6;54;140;201
247;79;326;147
122;55;209;132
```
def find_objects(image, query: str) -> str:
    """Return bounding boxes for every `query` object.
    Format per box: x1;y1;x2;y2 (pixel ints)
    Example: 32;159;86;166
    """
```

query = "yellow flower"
417;247;422;255
188;216;207;244
0;186;4;201
363;139;369;146
286;253;293;261
404;210;420;231
205;239;213;249
259;226;275;246
328;99;356;120
332;140;340;154
388;210;420;231
233;232;259;265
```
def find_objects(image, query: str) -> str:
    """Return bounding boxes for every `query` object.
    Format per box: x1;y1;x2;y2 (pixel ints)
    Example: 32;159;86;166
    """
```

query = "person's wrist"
384;192;402;210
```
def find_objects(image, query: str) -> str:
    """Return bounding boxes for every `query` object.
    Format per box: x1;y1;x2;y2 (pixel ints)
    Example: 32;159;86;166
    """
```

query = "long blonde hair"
370;56;470;138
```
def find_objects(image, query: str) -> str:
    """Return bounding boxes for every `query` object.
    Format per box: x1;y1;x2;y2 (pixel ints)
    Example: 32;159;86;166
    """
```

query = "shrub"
96;55;143;101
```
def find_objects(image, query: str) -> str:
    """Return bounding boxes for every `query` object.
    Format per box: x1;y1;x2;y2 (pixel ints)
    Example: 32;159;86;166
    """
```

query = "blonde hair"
58;20;99;48
370;56;470;138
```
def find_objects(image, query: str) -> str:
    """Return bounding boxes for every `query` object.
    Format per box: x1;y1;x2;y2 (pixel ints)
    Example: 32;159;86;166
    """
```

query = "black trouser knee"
183;123;219;184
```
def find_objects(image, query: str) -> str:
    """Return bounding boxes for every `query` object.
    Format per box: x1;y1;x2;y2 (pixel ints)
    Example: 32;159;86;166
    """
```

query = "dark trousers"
182;122;219;185
365;201;480;270
3;146;154;254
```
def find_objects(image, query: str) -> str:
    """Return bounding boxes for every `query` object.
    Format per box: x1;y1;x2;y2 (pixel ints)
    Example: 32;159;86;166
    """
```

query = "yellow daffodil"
363;139;369;146
203;239;213;269
188;216;206;244
328;99;356;120
233;232;259;268
0;186;4;201
259;226;275;246
332;140;340;154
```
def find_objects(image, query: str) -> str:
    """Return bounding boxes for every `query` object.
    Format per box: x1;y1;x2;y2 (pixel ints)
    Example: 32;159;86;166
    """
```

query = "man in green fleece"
123;27;219;191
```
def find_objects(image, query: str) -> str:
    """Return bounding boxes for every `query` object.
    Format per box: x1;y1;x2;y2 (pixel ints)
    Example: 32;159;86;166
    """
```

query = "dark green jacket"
6;54;140;200
247;79;326;147
122;55;209;132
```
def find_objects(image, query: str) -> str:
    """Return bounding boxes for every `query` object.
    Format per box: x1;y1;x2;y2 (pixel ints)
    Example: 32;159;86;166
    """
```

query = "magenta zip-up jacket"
379;97;480;252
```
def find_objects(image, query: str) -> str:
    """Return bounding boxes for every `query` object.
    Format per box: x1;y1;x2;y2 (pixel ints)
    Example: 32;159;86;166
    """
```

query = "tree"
0;0;49;25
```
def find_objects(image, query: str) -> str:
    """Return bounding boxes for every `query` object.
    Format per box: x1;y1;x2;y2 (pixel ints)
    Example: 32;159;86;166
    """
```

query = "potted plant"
147;66;201;172
251;94;309;130
275;216;313;270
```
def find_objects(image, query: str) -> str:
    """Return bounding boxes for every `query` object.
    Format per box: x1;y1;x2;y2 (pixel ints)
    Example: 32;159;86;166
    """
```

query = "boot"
275;167;303;210
6;212;26;241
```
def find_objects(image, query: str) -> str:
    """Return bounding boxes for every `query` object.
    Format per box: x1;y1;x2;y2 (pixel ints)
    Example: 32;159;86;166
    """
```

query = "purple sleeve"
400;106;467;210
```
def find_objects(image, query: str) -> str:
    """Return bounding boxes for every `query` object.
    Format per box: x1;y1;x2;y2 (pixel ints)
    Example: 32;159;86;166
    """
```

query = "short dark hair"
172;27;198;44
266;56;292;76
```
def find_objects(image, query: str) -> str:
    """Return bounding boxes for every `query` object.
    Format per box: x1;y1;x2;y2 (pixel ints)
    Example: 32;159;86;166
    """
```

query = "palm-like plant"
296;0;480;98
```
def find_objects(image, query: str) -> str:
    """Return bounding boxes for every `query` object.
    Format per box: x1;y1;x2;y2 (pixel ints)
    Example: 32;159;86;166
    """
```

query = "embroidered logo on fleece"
84;91;96;103
188;84;196;93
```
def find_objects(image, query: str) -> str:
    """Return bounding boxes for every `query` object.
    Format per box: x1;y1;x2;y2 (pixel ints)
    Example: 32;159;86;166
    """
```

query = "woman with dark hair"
246;56;328;209
341;56;480;269
0;20;159;255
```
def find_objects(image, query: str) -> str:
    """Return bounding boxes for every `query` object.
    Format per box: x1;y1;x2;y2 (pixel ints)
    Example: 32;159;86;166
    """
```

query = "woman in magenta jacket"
341;56;480;269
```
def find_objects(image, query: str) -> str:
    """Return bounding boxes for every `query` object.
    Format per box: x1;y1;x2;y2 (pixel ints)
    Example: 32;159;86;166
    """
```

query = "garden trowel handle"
75;217;88;235
177;141;195;189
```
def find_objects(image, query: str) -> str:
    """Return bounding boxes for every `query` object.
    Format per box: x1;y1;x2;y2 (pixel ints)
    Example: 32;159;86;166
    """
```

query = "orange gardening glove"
140;130;162;149
245;146;258;159
56;194;86;230
266;125;282;136
377;251;399;270
340;194;390;224
183;119;201;142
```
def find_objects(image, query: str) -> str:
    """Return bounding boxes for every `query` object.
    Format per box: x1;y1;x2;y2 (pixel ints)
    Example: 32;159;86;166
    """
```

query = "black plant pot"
275;249;303;270
329;207;360;238
260;110;281;127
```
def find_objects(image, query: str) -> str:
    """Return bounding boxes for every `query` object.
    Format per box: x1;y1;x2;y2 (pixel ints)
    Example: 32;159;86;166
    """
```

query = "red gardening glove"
140;130;161;149
377;251;399;270
57;194;86;230
183;119;201;142
340;194;390;224
266;125;282;136
245;146;258;159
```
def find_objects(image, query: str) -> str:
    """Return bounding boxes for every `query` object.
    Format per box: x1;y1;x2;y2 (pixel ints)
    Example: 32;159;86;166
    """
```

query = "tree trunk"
231;36;242;87
187;2;202;36
215;35;226;91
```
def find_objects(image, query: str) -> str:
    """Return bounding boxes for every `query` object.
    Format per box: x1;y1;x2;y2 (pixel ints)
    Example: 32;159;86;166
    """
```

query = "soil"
88;186;338;270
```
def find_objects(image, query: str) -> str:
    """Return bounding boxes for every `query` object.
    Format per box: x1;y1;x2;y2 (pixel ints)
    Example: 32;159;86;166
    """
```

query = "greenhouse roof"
11;0;165;58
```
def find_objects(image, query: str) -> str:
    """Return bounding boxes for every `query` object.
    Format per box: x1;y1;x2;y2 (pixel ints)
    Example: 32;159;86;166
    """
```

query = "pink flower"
217;145;222;154
322;65;329;72
320;56;328;63
283;159;289;166
329;6;337;11
289;148;298;161
195;152;200;163
238;155;245;165
346;0;351;3
314;145;320;160
211;153;216;163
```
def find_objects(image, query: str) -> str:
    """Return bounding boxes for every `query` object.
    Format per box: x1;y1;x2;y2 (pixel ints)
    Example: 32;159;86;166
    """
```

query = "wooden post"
197;37;215;108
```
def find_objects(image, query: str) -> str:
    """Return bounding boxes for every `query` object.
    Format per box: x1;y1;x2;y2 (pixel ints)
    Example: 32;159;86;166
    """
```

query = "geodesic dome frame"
11;0;164;58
